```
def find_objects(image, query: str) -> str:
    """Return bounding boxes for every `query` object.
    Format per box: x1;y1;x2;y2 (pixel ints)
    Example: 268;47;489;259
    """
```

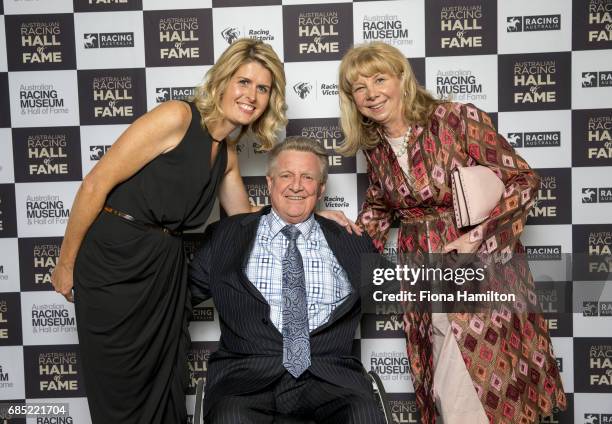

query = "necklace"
386;126;413;158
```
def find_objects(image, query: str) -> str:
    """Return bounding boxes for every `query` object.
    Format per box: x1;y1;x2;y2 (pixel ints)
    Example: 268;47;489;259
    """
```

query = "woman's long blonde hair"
193;38;287;150
337;42;441;156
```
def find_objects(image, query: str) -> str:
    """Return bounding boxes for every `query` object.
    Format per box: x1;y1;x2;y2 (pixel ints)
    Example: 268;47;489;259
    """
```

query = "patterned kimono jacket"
357;102;566;424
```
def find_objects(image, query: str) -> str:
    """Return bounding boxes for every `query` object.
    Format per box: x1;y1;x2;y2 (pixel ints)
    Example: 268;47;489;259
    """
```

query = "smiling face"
267;150;325;224
351;72;405;133
220;61;272;127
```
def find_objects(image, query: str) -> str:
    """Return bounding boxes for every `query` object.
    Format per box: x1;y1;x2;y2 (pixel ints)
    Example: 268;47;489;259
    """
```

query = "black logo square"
77;68;147;125
5;14;76;71
572;109;612;167
155;87;170;102
12;127;82;183
498;52;571;112
425;0;497;57
582;188;598;203
24;345;85;398
573;338;612;393
186;341;218;395
585;414;600;424
18;237;63;292
506;16;522;32
213;0;280;6
507;132;523;147
0;293;23;346
0;184;17;238
572;225;612;281
283;3;353;62
583;72;598;87
143;9;213;67
0;73;10;128
583;301;599;316
286;118;356;174
572;0;612;51
73;0;143;12
528;168;571;225
89;145;111;161
83;33;99;49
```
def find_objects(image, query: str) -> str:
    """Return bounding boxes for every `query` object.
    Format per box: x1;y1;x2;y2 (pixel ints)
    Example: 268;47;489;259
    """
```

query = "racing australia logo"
221;27;241;44
83;34;98;48
582;188;598;203
506;17;522;32
293;82;313;99
155;88;170;102
583;72;598;87
507;133;523;147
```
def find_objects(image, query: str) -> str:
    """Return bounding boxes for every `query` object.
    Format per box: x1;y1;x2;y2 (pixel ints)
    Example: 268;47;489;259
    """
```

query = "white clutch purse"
451;165;505;228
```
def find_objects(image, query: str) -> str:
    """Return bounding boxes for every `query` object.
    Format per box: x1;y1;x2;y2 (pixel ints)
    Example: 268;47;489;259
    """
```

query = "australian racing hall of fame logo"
572;0;612;50
143;9;213;67
425;1;497;56
78;69;147;125
572;225;612;280
0;293;23;346
527;168;571;225
581;71;612;88
506;15;561;33
5;14;76;71
243;176;269;208
18;237;63;292
283;3;353;62
155;86;195;103
572;110;612;167
24;346;85;398
12;127;82;183
186;342;218;395
83;32;135;49
498;52;571;112
582;187;612;203
574;340;612;392
285;118;356;174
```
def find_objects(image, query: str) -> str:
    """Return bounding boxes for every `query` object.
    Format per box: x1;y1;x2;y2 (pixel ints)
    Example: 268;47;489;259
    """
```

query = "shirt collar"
266;208;315;241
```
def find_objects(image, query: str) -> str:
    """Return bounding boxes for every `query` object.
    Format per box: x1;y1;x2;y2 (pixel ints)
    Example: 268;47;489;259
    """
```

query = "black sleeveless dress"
74;102;227;424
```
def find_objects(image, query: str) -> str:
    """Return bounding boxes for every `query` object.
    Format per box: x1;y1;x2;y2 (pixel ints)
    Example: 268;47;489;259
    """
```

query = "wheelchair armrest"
367;370;393;424
194;378;205;424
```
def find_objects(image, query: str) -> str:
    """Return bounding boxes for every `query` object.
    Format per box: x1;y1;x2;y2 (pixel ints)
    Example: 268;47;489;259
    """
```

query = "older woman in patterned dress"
337;42;566;424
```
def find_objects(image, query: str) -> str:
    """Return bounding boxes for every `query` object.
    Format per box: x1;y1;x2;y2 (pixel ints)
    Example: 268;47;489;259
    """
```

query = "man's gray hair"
266;136;329;184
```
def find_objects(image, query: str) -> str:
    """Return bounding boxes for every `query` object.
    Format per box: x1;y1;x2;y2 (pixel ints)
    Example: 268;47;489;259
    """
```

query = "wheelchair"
192;370;393;424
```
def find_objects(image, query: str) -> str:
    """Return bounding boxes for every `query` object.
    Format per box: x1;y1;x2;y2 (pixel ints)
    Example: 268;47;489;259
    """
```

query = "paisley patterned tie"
281;225;311;378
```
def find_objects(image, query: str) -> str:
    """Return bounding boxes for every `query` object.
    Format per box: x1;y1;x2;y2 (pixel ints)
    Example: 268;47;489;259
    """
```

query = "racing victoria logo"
293;82;313;99
221;27;241;44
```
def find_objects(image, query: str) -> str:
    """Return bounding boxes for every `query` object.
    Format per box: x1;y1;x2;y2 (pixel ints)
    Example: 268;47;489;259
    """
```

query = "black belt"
103;205;183;237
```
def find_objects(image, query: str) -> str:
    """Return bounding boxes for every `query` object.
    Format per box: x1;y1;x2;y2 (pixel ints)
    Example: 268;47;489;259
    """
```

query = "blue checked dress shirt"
245;209;352;333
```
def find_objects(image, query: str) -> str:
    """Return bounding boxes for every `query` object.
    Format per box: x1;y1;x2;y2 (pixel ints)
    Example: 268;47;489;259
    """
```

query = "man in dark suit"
189;136;386;423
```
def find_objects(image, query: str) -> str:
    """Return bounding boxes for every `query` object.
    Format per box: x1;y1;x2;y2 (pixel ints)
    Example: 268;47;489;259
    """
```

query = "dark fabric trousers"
206;371;385;424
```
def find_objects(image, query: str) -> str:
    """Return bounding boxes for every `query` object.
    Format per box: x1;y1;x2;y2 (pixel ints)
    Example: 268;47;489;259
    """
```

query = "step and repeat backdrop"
0;0;611;422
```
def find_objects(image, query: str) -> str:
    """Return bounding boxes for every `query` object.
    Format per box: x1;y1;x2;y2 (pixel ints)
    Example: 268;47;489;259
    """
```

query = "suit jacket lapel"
234;206;271;305
312;215;361;335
